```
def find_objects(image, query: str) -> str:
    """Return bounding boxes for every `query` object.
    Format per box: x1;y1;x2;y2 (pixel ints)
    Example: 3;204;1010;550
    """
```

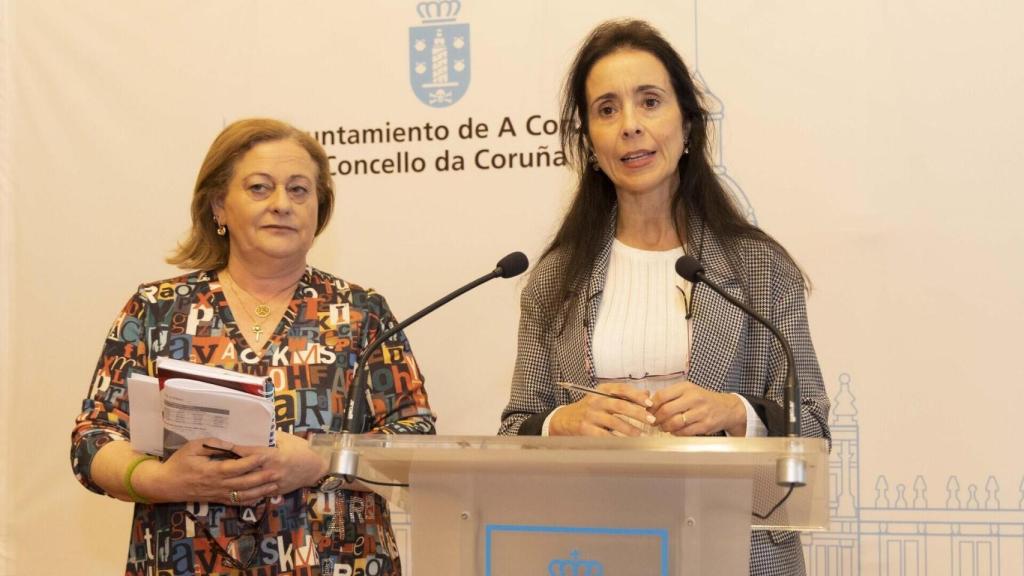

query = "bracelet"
123;454;157;504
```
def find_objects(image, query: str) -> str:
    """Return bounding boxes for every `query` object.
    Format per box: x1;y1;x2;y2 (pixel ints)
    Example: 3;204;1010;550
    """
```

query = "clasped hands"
549;380;747;438
132;431;329;506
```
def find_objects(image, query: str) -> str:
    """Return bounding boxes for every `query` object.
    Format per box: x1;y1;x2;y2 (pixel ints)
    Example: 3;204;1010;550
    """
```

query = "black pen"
202;444;242;460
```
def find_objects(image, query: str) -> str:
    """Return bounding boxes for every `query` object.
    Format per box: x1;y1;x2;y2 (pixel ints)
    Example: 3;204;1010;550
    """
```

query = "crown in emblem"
417;0;461;22
548;550;604;576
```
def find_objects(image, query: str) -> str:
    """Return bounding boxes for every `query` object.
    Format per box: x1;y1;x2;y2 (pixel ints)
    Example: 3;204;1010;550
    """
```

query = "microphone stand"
343;270;502;434
334;253;528;482
694;270;805;487
677;256;806;487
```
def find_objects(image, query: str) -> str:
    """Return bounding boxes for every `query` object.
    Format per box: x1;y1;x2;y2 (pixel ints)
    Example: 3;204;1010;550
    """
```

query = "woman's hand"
649;382;747;437
549;382;655;437
134;438;279;506
231;431;329;498
137;434;328;505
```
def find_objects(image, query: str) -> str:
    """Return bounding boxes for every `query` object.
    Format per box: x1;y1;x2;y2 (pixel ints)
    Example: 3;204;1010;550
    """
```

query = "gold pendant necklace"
221;271;297;344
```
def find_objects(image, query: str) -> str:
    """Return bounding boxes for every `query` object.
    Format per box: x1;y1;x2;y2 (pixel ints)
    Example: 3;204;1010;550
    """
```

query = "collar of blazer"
550;214;615;388
554;207;746;393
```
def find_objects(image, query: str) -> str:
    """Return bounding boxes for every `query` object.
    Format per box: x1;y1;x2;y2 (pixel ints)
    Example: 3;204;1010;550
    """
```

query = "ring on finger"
229;489;240;504
681;413;688;426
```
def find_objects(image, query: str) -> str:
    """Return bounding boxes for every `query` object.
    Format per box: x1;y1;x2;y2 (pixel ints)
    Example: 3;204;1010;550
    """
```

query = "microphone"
675;255;805;486
495;251;530;278
332;251;530;480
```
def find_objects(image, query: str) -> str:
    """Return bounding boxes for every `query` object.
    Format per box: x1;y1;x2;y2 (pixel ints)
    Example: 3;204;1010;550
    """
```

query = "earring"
214;217;226;236
683;140;690;155
589;152;601;172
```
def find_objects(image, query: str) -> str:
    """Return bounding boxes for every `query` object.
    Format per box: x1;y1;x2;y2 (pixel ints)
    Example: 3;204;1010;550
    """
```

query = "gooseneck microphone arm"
332;251;530;481
343;254;527;434
675;255;805;487
342;272;494;432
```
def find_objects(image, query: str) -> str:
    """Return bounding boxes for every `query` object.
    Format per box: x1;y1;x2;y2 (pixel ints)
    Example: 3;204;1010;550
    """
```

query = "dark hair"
167;118;335;271
547;19;806;300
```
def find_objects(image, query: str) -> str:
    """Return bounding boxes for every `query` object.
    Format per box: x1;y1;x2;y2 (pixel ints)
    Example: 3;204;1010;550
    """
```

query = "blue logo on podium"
484;524;668;576
409;0;470;107
548;550;604;576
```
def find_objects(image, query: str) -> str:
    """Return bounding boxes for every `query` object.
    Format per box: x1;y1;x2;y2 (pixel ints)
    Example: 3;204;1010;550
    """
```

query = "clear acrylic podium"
311;434;828;575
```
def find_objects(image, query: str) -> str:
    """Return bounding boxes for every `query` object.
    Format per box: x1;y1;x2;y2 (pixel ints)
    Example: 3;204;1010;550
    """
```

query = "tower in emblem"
409;0;470;108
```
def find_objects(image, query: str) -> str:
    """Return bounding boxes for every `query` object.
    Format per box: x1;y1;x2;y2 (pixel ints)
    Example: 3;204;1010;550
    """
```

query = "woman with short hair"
72;118;434;575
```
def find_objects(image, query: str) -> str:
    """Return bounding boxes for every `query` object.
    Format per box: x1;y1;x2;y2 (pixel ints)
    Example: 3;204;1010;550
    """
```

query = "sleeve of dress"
499;280;558;436
363;292;436;435
70;289;151;495
744;254;831;445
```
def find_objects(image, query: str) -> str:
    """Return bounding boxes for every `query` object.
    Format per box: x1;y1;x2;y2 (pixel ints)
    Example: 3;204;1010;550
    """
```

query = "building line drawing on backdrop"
804;374;1024;575
690;0;756;224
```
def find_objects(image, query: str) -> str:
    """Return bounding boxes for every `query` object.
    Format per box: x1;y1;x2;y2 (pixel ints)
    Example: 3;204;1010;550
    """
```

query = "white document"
161;377;275;454
127;373;163;456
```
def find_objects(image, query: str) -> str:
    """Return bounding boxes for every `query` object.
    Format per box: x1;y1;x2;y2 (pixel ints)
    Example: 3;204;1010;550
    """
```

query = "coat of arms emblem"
409;0;470;107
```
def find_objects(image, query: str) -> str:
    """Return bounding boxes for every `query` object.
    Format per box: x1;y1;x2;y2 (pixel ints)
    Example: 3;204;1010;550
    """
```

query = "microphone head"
675;255;705;283
495;251;530;279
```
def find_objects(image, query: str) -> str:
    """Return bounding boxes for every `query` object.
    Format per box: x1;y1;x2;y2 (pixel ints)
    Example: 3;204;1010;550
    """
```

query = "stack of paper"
127;358;275;457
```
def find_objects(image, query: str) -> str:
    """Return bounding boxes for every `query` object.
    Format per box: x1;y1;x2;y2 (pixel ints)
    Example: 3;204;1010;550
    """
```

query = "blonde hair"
167;118;335;270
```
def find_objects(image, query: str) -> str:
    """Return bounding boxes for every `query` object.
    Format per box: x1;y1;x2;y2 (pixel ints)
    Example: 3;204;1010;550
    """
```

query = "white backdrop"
0;1;13;573
3;1;1024;574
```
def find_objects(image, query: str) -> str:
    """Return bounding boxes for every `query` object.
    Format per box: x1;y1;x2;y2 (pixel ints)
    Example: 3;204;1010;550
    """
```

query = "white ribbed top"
592;239;691;379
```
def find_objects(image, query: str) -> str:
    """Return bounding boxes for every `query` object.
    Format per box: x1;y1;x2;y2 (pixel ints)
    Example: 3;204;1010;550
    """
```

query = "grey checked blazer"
499;213;830;575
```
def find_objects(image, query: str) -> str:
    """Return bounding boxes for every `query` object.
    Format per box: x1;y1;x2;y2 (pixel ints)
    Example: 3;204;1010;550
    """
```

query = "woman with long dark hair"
499;20;830;575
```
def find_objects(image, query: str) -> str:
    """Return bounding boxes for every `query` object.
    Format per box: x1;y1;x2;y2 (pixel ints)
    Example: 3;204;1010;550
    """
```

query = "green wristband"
123;454;157;504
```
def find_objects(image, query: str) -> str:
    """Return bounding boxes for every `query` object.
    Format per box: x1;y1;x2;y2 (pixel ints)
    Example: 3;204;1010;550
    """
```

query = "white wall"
3;1;1023;574
1;0;14;572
